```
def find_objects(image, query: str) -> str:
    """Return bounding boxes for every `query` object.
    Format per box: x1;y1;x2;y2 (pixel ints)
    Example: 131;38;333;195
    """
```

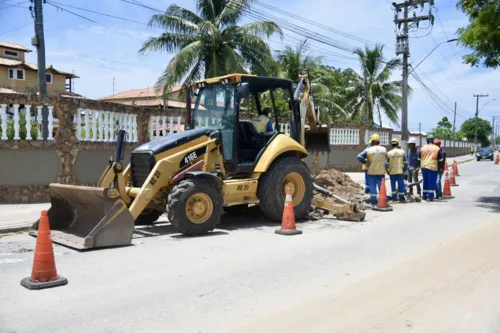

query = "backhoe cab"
32;74;315;250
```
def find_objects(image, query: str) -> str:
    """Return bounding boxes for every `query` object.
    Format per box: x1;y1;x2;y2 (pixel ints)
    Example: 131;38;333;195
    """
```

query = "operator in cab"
251;106;274;134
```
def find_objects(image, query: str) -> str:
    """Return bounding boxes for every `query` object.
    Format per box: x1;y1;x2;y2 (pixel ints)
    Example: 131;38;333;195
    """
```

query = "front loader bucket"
305;131;330;151
30;184;135;250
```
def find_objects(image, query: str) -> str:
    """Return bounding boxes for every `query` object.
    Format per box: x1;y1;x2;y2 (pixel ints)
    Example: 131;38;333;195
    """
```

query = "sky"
0;0;498;133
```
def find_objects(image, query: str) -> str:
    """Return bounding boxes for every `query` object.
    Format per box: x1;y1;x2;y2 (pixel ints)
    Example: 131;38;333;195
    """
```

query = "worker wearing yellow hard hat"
385;138;408;202
357;133;387;206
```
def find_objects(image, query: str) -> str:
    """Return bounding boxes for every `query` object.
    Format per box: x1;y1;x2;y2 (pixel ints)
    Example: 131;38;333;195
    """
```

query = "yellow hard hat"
391;138;399;145
370;133;380;142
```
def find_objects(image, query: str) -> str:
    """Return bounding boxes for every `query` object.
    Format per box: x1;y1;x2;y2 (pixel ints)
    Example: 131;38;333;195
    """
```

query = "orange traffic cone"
275;186;302;235
452;160;460;176
444;160;449;171
450;169;459;187
495;154;499;165
21;210;67;290
442;171;455;199
372;178;393;211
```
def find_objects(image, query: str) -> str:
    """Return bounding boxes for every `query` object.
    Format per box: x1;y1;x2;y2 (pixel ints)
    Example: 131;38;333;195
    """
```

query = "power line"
0;0;29;9
0;23;31;35
121;0;163;13
46;1;144;41
254;0;394;52
49;1;149;26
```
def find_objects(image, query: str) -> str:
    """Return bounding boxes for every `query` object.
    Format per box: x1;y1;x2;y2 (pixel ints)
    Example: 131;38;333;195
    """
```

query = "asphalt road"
1;158;499;333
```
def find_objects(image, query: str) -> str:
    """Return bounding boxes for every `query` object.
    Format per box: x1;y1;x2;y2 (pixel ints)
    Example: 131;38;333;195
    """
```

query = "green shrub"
0;111;39;140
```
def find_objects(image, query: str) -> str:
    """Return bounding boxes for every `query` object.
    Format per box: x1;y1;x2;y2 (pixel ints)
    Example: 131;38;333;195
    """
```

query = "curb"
0;225;32;235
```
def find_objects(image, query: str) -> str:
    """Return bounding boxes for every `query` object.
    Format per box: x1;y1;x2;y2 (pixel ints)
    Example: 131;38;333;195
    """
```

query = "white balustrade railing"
330;128;359;145
364;130;390;145
149;115;184;140
74;109;138;143
0;103;58;141
278;123;290;134
391;133;402;142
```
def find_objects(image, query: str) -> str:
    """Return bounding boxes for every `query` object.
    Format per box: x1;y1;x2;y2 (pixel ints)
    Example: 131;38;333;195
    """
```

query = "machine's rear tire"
257;156;313;222
167;178;223;236
135;209;163;226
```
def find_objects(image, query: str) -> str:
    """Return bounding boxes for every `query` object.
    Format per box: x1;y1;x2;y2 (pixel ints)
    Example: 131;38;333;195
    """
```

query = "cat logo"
184;151;197;165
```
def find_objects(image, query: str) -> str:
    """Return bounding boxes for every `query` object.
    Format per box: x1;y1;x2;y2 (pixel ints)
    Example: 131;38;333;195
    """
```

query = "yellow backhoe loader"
31;73;361;250
31;74;322;249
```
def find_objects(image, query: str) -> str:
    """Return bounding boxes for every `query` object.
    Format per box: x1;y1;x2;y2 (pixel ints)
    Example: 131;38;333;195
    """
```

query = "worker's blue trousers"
367;174;383;205
389;174;406;201
435;172;443;198
422;168;438;200
364;171;370;194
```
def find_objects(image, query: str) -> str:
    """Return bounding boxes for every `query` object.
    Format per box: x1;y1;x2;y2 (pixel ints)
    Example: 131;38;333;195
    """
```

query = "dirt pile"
311;169;370;216
313;169;365;202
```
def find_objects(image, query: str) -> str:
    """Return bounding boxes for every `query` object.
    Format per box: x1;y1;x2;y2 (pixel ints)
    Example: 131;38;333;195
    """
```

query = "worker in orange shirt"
418;134;444;201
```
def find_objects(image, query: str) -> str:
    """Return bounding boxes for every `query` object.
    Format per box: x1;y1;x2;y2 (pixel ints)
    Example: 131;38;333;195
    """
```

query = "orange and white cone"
275;186;302;235
21;210;68;290
450;169;459;187
495;154;499;165
372;178;393;211
442;171;455;199
452;160;460;176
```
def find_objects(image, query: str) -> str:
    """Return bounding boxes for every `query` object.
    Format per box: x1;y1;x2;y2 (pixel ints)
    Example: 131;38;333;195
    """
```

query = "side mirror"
237;83;250;99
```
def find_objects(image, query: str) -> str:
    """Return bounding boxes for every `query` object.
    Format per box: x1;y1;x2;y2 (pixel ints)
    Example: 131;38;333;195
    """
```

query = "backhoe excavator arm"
293;73;330;152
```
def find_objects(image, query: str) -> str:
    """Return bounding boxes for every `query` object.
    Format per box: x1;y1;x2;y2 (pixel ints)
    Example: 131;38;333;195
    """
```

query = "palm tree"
139;0;283;95
346;44;403;127
275;40;347;122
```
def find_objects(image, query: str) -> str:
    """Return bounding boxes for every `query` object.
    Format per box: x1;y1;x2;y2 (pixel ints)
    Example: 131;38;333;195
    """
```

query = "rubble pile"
312;169;371;215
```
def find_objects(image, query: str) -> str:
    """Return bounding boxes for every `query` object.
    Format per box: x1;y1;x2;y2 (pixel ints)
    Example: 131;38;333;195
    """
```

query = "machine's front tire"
135;209;163;226
167;178;223;236
257;156;313;222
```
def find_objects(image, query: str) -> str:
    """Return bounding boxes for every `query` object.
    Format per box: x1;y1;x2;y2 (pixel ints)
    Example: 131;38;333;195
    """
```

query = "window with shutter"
16;69;24;80
8;68;14;79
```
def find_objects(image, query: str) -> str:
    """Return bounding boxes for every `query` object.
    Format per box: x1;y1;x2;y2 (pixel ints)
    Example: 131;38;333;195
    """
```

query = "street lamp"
409;38;458;74
480;98;497;111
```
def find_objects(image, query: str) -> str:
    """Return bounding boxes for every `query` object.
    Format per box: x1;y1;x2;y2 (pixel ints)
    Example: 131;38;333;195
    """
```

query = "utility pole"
474;93;488;148
364;68;369;126
393;1;434;151
453;102;457;133
32;0;48;141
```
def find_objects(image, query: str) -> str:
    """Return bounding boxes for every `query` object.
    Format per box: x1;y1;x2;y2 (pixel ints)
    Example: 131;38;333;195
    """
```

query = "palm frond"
154;41;203;91
218;0;252;26
139;33;197;54
147;12;200;35
197;0;216;21
234;21;283;39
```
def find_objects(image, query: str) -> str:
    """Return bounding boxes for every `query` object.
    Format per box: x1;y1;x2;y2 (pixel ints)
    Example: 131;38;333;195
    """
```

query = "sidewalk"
0;203;50;234
345;154;475;186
